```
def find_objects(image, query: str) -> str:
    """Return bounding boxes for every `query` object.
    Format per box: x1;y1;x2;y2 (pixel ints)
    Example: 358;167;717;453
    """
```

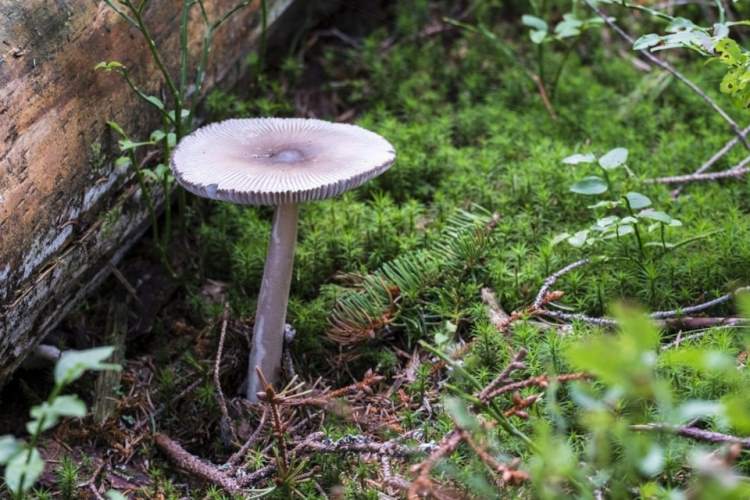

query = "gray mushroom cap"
171;118;396;205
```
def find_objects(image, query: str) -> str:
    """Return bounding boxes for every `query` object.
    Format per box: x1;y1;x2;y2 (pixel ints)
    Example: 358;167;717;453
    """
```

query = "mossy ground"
8;1;750;498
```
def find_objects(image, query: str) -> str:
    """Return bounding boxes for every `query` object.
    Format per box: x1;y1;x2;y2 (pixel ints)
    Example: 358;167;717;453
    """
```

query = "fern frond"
328;207;496;346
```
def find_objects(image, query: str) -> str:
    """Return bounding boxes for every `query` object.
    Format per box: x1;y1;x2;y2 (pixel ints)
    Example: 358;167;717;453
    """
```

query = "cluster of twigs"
408;347;590;498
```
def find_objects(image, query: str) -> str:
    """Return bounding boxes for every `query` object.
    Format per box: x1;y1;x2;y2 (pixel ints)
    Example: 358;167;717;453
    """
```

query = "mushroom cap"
171;118;396;205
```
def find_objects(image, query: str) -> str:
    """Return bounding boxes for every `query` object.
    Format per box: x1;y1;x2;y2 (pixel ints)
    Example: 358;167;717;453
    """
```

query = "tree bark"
0;0;298;382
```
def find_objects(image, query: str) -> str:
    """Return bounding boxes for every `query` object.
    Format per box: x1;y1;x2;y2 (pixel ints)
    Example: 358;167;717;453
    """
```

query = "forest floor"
4;1;750;499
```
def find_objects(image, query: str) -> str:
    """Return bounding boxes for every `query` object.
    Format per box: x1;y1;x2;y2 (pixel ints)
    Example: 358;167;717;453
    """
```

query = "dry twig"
154;433;242;494
631;423;750;447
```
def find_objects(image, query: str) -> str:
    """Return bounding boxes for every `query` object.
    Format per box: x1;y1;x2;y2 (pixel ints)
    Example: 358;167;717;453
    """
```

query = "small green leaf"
588;200;621;210
616;224;634;236
638;445;664;477
634;33;661;51
106;491;128;500
118;139;152;152
638;209;672;224
114;156;131;169
94;61;125;72
570;176;608;195
27;395;87;434
551;232;571;245
144;95;165;110
530;30;547;44
5;448;44;494
625;192;652;209
0;436;21;465
107;121;127;138
598;147;628;170
562;153;596;165
150;130;166;142
595;215;619;228
522;14;548;32
568;230;589;247
54;347;120;386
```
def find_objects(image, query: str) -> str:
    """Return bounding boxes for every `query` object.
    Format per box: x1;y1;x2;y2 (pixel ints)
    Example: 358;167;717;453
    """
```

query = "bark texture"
0;0;296;381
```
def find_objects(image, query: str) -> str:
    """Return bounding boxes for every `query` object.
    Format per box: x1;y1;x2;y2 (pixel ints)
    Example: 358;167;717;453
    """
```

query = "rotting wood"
0;0;300;382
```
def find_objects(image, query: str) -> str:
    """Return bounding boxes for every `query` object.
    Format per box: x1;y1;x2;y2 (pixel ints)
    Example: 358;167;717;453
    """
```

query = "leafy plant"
623;0;750;109
522;8;604;97
96;0;265;261
0;347;120;499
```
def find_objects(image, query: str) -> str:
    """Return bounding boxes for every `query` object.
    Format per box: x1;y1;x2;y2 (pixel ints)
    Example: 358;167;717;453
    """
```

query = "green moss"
189;2;750;496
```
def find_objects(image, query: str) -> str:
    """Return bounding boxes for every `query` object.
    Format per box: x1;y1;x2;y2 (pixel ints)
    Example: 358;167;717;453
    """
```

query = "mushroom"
171;118;395;400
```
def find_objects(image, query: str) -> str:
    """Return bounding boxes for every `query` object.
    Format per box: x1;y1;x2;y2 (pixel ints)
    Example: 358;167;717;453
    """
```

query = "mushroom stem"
246;203;299;401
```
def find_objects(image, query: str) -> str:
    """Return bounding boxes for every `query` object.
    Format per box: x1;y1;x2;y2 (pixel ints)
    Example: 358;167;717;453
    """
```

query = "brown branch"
483;372;592;402
214;302;237;444
647;163;750;185
154;433;242;494
631;423;750;447
292;434;429;458
407;430;463;500
226;407;269;468
533;259;591;310
477;348;528;403
481;288;510;333
584;0;750;148
459;430;529;485
672;124;750;197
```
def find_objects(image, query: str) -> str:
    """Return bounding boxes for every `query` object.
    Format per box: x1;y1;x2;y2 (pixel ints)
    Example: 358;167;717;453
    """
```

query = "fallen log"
0;0;303;381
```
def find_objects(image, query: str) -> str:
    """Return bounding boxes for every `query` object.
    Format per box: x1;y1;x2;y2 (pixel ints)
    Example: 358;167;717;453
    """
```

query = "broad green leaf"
562;153;596;165
638;209;672;224
54;347;120;385
0;436;21;465
570;176;608;195
634;34;661;51
625;192;652;209
598;147;628;170
106;491;128;500
5;448;44;494
522;14;548;32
